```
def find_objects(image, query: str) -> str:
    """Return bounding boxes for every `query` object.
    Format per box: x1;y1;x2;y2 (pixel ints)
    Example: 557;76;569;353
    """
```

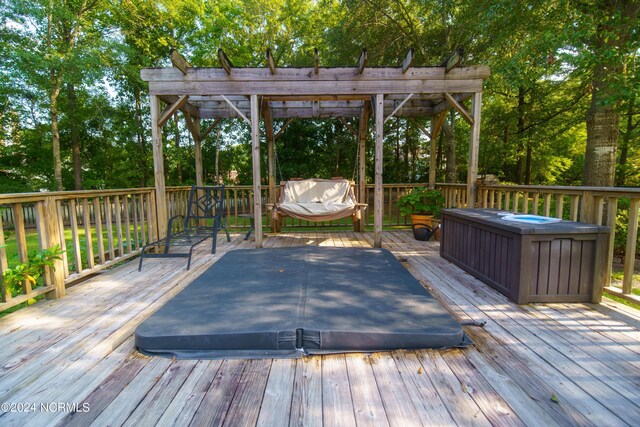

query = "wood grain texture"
0;231;637;427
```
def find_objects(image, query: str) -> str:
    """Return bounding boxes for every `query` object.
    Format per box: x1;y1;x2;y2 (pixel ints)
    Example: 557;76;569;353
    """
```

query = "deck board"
0;231;639;426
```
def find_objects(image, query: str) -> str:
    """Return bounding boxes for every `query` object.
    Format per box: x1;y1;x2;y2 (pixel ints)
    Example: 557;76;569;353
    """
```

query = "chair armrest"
167;214;186;237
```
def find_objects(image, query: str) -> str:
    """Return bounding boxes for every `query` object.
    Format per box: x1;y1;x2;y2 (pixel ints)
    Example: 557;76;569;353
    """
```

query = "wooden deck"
1;231;639;426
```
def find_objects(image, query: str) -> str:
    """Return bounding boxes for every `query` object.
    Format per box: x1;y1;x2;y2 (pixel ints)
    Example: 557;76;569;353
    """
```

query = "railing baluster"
68;199;83;273
555;194;564;219
622;198;639;295
543;194;551;216
132;195;140;250
13;203;30;294
522;192;529;213
114;196;124;257
56;201;70;278
532;193;539;215
0;213;10;302
93;197;105;264
105;196;115;261
82;198;94;269
139;194;147;247
570;195;580;221
604;197;618;288
123;196;132;254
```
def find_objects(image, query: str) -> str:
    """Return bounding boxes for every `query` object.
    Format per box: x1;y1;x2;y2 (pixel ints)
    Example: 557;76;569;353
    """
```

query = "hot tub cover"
136;246;470;359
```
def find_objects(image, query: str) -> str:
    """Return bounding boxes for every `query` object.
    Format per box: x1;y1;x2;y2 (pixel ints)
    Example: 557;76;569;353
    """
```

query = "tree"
577;1;640;186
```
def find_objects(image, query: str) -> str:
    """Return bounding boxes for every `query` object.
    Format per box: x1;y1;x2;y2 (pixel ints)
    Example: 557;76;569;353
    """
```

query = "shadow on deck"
0;231;639;426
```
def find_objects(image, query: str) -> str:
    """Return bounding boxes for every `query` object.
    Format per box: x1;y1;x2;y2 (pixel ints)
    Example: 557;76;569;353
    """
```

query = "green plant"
398;188;446;218
2;245;64;298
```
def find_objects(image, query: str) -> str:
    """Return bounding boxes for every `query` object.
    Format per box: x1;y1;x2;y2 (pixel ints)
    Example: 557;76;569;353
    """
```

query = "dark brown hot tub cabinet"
440;209;610;304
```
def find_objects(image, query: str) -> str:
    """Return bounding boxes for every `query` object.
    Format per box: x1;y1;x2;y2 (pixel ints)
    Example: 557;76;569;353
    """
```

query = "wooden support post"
39;196;65;299
429;117;437;189
374;94;384;247
193;118;203;187
622;198;639;294
264;101;276;227
467;92;482;208
150;95;168;239
250;94;263;247
357;102;370;232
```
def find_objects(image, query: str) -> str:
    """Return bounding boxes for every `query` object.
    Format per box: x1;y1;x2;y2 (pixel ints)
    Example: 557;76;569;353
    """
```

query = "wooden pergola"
140;49;490;247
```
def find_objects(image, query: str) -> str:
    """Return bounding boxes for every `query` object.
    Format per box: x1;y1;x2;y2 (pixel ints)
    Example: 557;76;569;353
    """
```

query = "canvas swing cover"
276;178;359;221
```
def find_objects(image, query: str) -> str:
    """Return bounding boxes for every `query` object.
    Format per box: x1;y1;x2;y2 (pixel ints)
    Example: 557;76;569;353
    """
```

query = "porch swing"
267;129;367;232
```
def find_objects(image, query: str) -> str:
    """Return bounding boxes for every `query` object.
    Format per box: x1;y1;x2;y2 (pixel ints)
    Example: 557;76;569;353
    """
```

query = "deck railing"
1;183;638;310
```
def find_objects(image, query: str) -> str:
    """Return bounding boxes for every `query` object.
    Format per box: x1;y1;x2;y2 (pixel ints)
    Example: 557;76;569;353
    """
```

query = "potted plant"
398;187;445;239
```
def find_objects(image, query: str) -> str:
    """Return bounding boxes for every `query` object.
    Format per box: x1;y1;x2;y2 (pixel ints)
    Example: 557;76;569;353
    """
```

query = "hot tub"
440;208;610;304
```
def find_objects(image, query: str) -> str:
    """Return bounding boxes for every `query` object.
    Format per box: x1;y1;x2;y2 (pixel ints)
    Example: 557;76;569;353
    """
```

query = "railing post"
622;198;639;295
36;196;66;299
581;191;595;223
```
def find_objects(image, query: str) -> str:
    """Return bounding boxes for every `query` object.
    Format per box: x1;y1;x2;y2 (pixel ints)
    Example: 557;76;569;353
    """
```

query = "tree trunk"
515;86;526;184
174;117;182;183
616;91;635;186
525;137;532;185
444;110;456;182
50;73;63;191
215;126;221;183
135;89;147;187
583;63;619;187
583;1;640;187
68;83;82;190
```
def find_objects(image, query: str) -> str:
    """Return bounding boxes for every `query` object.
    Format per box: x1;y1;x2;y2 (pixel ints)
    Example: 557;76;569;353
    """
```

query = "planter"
411;214;434;228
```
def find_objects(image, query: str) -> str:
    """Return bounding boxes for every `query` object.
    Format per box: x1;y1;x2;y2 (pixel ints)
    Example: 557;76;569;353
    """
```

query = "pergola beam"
158;95;189;127
266;48;277;75
313;48;320;75
443;93;473;124
200;118;222;140
220;95;250;124
357;48;368;74
218;48;233;75
401;48;414;74
182;111;201;142
170;49;191;74
441;48;463;73
384;93;414;123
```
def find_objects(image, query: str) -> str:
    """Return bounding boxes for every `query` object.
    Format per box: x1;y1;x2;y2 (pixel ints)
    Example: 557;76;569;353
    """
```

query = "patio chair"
138;185;230;271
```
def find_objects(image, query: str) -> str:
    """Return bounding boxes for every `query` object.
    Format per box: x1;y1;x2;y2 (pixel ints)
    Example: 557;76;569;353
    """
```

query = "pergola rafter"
141;48;490;248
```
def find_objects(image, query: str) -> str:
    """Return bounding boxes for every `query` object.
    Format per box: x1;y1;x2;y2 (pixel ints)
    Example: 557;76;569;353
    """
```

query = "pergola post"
250;94;263;247
150;95;168;239
357;102;370;232
467;92;482;207
263;103;276;224
374;94;384;247
429;117;437;189
193;118;203;187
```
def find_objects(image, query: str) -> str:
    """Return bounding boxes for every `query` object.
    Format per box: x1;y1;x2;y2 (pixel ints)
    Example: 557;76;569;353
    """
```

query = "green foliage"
613;198;640;255
2;245;64;297
398;188;445;218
